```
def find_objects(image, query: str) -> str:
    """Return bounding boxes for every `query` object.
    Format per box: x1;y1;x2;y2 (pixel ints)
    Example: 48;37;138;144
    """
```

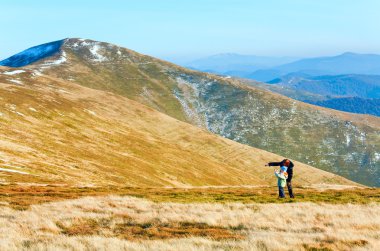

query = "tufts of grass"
302;238;370;251
0;185;379;210
55;216;243;241
56;218;101;236
0;192;378;250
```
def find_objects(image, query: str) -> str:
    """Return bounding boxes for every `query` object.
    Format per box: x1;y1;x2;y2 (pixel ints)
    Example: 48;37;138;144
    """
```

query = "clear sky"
1;0;379;61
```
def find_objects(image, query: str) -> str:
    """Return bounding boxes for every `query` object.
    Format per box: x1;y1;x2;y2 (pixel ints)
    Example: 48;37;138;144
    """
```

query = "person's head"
280;166;287;173
283;159;291;167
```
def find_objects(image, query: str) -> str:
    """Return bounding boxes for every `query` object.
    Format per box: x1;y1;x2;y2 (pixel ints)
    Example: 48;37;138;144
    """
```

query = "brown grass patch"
303;238;370;251
56;218;101;236
0;185;379;210
113;221;243;241
55;216;243;241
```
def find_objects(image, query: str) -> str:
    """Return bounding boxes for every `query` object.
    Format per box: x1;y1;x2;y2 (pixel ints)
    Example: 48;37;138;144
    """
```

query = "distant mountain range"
184;52;380;82
249;52;380;81
1;39;379;187
182;53;298;77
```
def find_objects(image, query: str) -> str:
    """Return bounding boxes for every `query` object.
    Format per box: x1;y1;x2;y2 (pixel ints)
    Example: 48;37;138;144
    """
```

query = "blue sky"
1;0;379;61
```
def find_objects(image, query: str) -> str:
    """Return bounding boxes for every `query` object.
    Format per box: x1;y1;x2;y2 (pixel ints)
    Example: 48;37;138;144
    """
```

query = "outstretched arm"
267;161;282;167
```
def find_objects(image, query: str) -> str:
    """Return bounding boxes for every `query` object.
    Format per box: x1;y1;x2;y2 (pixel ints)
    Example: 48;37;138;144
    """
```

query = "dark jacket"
268;159;294;182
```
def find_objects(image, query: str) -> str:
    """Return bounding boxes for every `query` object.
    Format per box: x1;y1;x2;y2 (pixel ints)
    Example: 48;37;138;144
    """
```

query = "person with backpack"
266;159;295;198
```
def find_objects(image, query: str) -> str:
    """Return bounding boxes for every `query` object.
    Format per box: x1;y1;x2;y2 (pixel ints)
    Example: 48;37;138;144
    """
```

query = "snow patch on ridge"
66;39;109;62
2;70;25;75
32;70;43;77
374;152;380;161
174;77;205;127
89;44;107;62
41;51;67;66
8;79;23;85
346;134;351;146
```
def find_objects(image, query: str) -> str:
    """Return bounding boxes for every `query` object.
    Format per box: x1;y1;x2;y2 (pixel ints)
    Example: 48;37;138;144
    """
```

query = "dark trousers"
278;186;285;198
287;181;294;198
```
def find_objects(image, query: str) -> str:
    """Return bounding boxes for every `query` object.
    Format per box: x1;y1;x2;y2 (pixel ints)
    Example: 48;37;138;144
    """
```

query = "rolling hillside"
1;38;379;186
0;66;354;187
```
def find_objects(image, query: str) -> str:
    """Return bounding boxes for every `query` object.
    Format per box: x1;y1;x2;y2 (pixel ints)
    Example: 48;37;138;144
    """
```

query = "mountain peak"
341;52;356;55
0;38;122;68
338;51;380;58
0;39;65;67
339;52;359;57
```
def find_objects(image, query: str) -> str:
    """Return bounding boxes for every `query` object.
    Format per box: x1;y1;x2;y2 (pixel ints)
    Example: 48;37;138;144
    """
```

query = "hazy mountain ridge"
180;52;380;82
248;52;380;81
183;53;298;78
1;38;379;186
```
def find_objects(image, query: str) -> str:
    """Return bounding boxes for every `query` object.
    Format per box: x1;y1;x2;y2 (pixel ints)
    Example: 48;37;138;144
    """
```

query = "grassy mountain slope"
3;38;380;186
0;67;355;187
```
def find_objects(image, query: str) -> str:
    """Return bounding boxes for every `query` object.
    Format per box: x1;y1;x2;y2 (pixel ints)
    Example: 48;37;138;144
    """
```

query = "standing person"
274;166;288;198
266;159;295;198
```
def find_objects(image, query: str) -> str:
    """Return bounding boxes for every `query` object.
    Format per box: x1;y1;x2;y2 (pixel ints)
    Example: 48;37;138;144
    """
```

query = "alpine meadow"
1;1;380;250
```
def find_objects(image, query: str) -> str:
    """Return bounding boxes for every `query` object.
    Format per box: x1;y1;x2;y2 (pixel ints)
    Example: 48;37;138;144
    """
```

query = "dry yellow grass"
0;70;356;187
0;185;378;210
0;195;378;250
